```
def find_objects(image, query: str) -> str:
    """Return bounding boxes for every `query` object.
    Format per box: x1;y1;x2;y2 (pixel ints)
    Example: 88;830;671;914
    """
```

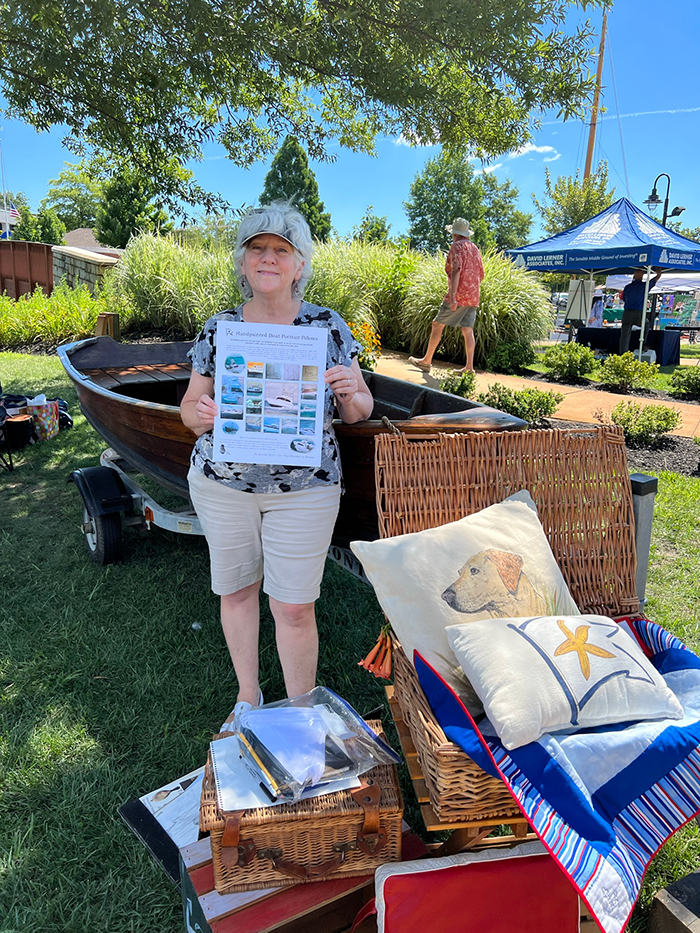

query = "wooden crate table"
180;829;429;933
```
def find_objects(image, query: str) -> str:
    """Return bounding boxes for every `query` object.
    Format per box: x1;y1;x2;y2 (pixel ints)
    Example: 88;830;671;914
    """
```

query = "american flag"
9;202;20;221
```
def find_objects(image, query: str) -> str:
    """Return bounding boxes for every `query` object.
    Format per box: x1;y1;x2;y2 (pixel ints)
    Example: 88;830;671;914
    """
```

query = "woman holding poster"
180;202;373;715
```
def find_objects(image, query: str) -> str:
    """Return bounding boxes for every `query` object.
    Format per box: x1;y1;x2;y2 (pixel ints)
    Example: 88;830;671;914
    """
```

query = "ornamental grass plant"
112;232;241;336
0;281;115;348
307;240;419;347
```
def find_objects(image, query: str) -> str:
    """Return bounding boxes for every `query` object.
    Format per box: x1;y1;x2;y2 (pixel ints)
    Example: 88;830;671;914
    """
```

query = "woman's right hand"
180;370;217;435
194;394;218;429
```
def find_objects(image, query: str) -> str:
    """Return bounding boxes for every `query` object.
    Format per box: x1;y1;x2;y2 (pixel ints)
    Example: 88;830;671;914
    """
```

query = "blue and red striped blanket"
415;618;700;933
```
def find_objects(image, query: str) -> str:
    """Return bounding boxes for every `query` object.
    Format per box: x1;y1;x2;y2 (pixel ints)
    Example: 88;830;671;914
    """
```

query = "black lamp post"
643;175;686;343
644;173;685;227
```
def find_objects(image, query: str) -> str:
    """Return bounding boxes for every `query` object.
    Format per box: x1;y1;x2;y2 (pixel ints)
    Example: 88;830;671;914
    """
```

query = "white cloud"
474;163;503;175
393;134;437;148
507;143;558;159
543;153;562;163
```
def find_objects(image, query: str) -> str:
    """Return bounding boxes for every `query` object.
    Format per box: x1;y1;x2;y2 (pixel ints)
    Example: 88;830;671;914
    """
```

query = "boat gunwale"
58;337;516;428
57;338;193;419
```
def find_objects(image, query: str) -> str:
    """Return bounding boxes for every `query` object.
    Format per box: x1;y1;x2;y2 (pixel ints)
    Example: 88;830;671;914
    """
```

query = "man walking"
619;267;662;355
409;217;485;373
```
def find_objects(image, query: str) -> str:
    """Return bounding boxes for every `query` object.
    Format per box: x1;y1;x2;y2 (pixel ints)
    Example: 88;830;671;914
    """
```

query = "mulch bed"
547;418;700;478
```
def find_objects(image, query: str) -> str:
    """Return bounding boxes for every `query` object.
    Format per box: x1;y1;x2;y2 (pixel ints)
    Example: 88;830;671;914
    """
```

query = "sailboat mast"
584;11;607;179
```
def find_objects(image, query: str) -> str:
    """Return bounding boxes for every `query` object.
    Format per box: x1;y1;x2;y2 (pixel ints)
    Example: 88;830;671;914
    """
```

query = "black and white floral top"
187;302;361;493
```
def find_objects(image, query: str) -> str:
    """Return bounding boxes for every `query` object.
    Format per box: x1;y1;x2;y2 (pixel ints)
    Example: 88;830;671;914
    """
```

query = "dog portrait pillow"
446;614;684;749
350;492;579;713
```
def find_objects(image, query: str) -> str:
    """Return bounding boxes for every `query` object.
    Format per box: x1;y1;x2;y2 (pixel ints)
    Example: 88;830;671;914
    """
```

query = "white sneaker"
220;690;264;733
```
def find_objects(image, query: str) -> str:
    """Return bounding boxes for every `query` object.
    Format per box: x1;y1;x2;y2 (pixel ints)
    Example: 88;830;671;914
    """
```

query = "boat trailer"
69;447;204;565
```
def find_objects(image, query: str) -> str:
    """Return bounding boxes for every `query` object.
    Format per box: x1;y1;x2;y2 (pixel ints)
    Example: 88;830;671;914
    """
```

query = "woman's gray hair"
234;202;314;299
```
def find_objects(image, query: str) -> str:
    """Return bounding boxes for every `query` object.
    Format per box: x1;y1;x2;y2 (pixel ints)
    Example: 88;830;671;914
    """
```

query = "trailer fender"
68;466;133;518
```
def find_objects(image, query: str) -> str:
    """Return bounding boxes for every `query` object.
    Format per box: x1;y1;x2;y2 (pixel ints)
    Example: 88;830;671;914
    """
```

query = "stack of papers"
210;733;360;812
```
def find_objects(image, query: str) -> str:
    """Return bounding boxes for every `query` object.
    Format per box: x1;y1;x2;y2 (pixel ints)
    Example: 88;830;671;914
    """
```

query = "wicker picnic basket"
200;721;403;893
375;426;640;823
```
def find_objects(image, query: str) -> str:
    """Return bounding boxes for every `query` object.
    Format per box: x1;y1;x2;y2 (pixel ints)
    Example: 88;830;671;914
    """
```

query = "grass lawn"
1;350;699;932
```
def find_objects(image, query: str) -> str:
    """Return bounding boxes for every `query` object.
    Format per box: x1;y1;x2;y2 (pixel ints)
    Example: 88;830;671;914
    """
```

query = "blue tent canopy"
507;197;700;273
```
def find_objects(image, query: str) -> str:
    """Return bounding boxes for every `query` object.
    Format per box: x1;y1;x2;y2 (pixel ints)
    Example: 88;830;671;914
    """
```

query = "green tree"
2;190;29;210
352;206;392;244
260;137;331;241
480;173;532;252
532;160;616;236
404;151;531;252
95;174;172;248
11;206;39;241
667;221;700;243
40;161;104;231
12;205;65;244
0;1;605;209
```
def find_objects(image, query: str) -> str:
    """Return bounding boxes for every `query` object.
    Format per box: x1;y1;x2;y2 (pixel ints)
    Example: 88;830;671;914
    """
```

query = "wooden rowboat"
58;336;527;545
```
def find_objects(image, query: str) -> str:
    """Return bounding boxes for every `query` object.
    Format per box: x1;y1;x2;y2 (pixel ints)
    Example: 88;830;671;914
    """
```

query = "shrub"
609;401;681;446
400;250;553;368
670;366;700;400
438;369;477;399
541;342;598;381
484;341;536;375
476;383;563;426
597;352;658;391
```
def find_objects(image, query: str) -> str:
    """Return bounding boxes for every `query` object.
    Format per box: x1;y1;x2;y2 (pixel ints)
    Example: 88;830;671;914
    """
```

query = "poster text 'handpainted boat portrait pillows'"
446;614;684;749
350;492;579;715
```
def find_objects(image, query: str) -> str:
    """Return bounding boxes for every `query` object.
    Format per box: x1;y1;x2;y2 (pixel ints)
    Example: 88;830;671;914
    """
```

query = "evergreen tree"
404;151;531;252
95;174;172;248
532;160;616;236
260;137;331;241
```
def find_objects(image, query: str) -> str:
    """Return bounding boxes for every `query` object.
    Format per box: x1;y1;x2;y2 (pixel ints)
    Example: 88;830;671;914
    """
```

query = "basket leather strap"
257;841;357;881
352;778;387;856
220;811;256;868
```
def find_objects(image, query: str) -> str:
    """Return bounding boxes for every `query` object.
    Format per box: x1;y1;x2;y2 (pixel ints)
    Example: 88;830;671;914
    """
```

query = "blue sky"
2;0;699;241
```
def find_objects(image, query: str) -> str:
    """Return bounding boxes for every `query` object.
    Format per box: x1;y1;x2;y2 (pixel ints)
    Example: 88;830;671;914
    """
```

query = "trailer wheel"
82;506;122;565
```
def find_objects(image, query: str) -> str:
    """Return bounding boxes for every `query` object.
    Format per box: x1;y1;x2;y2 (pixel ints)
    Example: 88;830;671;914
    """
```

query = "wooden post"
95;312;121;341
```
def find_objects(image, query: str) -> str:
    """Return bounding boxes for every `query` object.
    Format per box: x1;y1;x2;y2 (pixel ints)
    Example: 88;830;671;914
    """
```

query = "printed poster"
213;320;326;466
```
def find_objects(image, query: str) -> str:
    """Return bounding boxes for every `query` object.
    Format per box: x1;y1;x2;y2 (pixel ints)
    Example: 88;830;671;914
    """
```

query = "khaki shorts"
434;301;477;328
188;468;341;603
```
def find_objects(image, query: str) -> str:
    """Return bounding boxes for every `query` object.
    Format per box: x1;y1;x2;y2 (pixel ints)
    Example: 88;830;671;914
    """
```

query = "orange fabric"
444;239;485;308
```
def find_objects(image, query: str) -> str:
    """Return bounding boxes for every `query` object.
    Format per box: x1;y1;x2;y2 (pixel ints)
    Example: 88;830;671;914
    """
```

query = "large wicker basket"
375;426;639;823
200;721;403;893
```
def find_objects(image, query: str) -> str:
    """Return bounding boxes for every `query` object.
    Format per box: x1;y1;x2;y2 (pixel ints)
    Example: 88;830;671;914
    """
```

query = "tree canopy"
260;137;331;241
352;207;393;244
1;1;606;209
12;206;66;245
40;162;105;231
532;159;616;236
404;151;532;252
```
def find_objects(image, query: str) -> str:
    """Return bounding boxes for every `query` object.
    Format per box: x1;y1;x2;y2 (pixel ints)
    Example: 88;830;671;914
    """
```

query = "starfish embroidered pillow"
446;614;684;750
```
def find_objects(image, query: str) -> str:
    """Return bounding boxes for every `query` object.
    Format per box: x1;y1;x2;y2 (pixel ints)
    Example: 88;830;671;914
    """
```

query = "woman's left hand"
325;365;358;403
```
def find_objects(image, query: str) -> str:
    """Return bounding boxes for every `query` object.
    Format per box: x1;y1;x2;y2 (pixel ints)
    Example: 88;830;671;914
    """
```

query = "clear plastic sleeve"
234;686;400;804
